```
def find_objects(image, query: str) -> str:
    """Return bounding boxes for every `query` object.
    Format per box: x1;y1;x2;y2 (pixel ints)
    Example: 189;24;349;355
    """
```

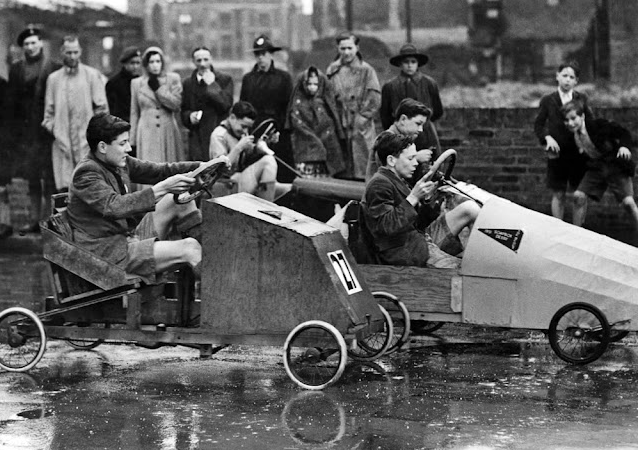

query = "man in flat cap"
42;35;109;192
106;46;142;141
240;34;294;182
4;27;61;233
374;43;443;180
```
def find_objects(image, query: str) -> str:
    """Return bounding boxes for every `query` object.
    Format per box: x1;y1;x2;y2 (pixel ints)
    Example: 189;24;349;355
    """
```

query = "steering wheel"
422;148;456;183
173;160;228;204
251;118;277;141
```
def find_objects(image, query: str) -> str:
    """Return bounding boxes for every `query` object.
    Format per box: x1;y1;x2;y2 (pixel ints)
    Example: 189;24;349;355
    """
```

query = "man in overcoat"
181;47;234;162
106;46;141;126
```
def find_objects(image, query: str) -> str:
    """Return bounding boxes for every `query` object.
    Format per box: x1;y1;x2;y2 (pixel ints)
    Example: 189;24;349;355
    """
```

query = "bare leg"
621;196;638;225
551;190;566;220
444;200;480;237
153;238;201;273
237;155;278;201
572;190;588;227
151;194;199;239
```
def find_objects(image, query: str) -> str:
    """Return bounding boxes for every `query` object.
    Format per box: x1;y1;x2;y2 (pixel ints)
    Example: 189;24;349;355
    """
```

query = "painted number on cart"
327;250;362;295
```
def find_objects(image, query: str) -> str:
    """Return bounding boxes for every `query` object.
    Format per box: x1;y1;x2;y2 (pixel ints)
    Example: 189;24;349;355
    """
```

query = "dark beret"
17;27;41;46
119;46;141;63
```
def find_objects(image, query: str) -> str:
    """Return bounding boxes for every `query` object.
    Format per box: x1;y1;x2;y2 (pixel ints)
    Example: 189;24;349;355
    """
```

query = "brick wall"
437;107;638;245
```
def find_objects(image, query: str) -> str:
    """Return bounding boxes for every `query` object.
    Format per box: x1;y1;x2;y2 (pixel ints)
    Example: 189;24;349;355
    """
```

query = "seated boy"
66;113;229;284
363;131;479;269
562;99;638;226
209;101;278;201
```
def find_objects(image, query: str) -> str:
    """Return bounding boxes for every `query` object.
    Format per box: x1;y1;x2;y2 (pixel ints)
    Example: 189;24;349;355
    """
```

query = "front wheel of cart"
284;320;348;390
347;305;393;362
548;302;610;365
0;307;47;372
373;292;410;354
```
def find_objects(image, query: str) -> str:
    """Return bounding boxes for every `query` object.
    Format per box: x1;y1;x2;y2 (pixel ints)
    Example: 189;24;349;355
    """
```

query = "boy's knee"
573;191;587;206
458;201;480;223
552;190;566;200
621;196;637;208
182;237;202;264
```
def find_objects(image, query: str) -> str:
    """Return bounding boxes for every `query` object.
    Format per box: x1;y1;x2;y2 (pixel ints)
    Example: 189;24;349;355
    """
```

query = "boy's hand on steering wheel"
206;154;231;170
407;175;437;206
153;174;196;199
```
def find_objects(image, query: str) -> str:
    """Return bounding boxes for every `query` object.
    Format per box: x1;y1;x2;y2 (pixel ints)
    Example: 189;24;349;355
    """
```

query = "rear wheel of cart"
0;307;47;372
284;320;347;390
373;292;410;354
66;322;110;350
548;302;610;365
347;305;393;362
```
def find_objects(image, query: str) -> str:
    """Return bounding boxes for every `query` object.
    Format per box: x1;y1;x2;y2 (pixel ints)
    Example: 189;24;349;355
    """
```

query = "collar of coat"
377;166;412;196
326;56;363;77
251;61;276;74
398;71;425;82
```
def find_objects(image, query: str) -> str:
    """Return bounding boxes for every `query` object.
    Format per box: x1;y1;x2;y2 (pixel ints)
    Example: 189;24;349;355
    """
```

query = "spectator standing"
181;47;233;162
562;100;637;227
106;46;141;125
240;35;294;182
534;61;593;224
0;75;12;238
286;66;346;178
327;32;381;180
209;101;278;201
380;44;443;161
130;46;184;163
5;28;61;232
42;35;108;192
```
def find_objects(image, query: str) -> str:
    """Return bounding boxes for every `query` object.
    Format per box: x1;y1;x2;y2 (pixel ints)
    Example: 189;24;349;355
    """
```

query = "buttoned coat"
130;72;184;163
67;153;198;270
42;63;109;190
180;69;234;162
363;167;430;266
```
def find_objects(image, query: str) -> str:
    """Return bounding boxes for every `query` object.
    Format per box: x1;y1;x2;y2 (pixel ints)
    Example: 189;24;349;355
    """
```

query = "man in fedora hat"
106;46;142;129
377;43;443;177
4;27;61;233
240;34;294;182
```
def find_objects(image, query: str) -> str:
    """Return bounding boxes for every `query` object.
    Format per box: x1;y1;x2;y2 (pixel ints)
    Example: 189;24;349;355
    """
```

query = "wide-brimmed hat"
250;34;282;53
17;27;41;46
389;43;429;67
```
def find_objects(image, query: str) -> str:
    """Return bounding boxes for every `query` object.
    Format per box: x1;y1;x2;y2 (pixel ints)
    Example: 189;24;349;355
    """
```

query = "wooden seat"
344;201;381;265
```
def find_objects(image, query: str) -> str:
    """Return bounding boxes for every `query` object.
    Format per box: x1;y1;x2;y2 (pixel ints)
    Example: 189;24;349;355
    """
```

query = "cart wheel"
348;305;393;362
66;322;110;350
284;321;347;390
548;302;610;365
281;391;346;446
0;307;47;372
373;292;410;354
411;320;445;334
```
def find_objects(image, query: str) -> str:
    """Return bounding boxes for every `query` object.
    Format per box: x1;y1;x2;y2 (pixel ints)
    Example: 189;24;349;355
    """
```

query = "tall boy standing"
533;61;592;224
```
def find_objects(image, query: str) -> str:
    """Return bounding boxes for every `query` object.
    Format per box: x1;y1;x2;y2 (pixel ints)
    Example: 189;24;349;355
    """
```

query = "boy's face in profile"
389;143;418;181
564;109;585;133
556;67;578;93
102;132;132;168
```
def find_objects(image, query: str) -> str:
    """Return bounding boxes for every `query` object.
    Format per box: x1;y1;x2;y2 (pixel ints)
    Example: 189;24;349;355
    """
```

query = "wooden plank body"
200;193;381;336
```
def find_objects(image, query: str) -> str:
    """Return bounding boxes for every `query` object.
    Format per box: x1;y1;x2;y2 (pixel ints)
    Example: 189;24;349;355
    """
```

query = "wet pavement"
0;234;637;449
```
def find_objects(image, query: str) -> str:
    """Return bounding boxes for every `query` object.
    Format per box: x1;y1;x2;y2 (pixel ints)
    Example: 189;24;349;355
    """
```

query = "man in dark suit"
363;131;479;268
5;27;61;233
181;47;234;162
562;99;637;226
106;46;142;126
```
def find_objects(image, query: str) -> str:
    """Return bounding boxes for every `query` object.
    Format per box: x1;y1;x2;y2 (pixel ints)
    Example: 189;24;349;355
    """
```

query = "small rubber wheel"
411;320;445;334
0;307;47;372
548;302;610;365
348;305;393;362
66;322;110;350
284;321;347;390
373;292;410;354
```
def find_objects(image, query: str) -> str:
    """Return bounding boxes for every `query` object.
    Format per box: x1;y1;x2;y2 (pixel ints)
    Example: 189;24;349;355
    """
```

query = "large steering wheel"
173;160;228;204
251;118;277;141
422;148;456;183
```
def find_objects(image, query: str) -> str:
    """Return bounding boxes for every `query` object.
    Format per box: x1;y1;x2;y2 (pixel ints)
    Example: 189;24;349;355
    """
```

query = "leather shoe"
0;223;13;239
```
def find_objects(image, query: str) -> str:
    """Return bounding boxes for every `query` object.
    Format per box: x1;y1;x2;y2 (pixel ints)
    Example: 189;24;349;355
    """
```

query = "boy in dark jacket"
561;100;637;226
534;61;592;224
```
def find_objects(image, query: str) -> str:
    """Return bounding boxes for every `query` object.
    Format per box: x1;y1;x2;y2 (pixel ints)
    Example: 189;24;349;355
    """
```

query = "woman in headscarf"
130;46;184;163
286;66;346;178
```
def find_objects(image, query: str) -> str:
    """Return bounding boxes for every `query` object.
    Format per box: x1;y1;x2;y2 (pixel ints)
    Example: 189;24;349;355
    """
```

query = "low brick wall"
437;107;638;245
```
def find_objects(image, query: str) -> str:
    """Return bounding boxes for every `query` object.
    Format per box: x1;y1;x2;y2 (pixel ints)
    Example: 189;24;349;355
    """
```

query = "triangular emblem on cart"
479;228;524;252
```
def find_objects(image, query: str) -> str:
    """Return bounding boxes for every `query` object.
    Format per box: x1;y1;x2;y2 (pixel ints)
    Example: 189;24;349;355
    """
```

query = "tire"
66;322;110;350
0;307;47;372
411;320;445;334
281;391;346;446
283;320;347;390
348;305;393;362
548;302;610;365
373;292;410;354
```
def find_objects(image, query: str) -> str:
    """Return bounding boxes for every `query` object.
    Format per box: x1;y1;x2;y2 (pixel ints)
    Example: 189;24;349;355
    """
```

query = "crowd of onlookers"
0;26;635;245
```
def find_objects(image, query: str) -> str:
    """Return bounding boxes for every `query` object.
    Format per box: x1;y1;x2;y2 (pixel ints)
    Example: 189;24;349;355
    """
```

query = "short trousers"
577;161;635;202
125;212;158;284
547;156;587;192
424;214;462;269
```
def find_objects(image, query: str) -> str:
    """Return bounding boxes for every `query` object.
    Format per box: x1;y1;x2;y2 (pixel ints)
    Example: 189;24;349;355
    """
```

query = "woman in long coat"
130;46;184;163
286;66;346;178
